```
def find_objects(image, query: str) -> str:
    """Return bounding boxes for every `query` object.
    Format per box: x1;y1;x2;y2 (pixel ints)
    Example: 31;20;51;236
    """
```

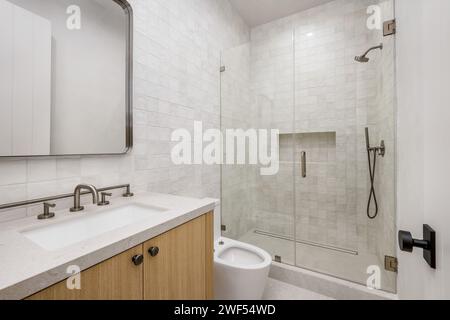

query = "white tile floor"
262;278;333;300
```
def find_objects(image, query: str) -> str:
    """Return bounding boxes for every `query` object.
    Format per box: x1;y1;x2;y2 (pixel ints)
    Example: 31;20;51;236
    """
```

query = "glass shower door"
293;0;397;293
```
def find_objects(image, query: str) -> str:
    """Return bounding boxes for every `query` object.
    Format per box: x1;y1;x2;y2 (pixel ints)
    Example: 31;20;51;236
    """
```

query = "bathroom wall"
0;0;249;222
396;0;450;300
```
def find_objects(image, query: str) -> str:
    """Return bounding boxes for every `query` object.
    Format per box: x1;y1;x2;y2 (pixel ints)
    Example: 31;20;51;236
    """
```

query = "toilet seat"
215;240;272;270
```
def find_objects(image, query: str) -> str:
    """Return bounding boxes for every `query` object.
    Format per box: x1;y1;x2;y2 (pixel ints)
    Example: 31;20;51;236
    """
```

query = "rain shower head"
355;55;370;63
355;43;383;63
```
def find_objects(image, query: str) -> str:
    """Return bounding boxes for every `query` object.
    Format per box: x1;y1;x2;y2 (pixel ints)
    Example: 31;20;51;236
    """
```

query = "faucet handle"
38;203;56;220
44;202;56;210
123;185;134;198
98;192;112;206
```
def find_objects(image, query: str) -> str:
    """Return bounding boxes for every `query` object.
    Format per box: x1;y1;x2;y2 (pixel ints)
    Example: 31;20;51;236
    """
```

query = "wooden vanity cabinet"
28;245;144;300
28;212;214;300
143;212;214;300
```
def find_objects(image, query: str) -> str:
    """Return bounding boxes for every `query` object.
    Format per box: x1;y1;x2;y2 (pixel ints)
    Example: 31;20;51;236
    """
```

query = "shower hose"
367;148;378;219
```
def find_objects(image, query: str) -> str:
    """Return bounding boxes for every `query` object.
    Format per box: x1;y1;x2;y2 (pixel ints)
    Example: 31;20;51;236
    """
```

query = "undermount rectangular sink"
21;204;167;251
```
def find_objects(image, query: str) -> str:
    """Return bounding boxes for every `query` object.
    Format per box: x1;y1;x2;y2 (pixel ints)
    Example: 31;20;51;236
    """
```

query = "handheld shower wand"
365;128;386;219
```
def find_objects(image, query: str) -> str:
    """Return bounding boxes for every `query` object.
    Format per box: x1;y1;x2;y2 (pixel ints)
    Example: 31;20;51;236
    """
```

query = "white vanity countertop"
0;193;218;300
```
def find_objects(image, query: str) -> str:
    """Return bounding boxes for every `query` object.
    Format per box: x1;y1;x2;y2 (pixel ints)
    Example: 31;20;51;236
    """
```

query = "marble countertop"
0;193;217;300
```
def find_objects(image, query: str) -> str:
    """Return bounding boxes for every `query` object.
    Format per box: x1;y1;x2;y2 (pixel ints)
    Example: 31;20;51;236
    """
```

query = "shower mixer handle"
369;140;386;157
378;140;386;157
365;128;386;157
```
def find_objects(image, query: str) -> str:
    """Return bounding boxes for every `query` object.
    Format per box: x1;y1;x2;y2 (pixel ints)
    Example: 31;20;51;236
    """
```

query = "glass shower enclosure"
220;0;397;293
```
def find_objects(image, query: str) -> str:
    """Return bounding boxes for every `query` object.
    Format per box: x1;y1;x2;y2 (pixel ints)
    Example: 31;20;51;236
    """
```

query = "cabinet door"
28;245;144;300
143;214;212;300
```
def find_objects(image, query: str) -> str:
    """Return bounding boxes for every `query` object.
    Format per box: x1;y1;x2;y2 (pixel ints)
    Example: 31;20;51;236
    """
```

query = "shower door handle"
301;152;306;178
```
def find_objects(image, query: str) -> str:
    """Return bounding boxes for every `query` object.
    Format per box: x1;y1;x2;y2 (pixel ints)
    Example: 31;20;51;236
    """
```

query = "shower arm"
361;43;383;58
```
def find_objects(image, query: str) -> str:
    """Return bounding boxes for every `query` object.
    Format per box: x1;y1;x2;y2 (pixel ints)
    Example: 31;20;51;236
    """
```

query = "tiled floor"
262;278;333;300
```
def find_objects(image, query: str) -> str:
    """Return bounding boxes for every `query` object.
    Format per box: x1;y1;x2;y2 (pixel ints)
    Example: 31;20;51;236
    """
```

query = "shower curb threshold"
270;262;398;300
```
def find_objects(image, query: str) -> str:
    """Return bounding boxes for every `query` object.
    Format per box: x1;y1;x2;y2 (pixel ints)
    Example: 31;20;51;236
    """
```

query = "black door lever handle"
398;224;436;269
398;231;430;252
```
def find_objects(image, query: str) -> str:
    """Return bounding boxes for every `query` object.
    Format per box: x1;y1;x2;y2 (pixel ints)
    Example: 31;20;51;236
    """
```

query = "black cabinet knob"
148;247;160;257
132;254;144;266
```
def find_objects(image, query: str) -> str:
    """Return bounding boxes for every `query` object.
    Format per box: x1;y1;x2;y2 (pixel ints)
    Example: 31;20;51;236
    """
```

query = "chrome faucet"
70;184;99;212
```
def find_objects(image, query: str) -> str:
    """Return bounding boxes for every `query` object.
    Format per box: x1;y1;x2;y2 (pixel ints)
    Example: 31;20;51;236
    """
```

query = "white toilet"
214;237;272;300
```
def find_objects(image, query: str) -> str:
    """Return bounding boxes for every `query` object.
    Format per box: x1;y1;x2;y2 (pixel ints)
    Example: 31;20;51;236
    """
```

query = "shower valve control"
398;225;436;269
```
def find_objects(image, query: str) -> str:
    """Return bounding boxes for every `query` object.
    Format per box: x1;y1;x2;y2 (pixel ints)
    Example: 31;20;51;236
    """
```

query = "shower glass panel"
220;24;296;265
221;0;396;293
293;0;396;292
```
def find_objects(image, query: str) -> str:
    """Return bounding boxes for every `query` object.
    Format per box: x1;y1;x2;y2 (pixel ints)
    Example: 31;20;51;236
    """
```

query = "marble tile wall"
0;0;250;222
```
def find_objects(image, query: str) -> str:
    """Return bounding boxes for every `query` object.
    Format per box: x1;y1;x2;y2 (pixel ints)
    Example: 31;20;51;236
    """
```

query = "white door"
396;0;450;299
